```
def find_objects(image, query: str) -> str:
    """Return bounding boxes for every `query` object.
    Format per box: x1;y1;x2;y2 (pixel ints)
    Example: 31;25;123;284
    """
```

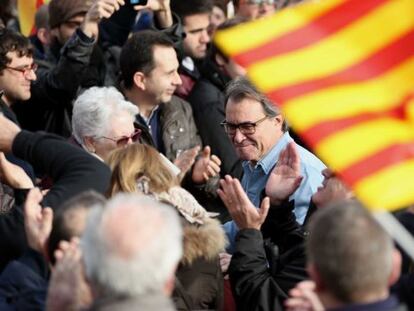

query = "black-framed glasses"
221;115;269;135
100;129;142;147
5;63;38;78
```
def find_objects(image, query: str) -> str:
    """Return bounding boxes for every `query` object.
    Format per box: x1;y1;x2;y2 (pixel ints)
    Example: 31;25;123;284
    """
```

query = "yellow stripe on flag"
283;56;414;132
214;0;345;56
315;119;414;170
355;160;414;211
248;0;414;91
17;0;37;36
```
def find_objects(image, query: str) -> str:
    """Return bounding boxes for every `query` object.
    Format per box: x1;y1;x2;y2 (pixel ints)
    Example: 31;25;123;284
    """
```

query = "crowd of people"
0;0;413;310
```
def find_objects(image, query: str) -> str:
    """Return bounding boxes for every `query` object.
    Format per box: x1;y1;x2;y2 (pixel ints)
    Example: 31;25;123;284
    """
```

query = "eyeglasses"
5;63;38;78
221;115;269;135
100;129;142;147
245;0;275;5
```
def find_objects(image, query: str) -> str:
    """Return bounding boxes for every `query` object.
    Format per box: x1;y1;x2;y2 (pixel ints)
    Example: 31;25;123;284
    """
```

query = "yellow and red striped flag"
17;0;50;36
215;0;414;211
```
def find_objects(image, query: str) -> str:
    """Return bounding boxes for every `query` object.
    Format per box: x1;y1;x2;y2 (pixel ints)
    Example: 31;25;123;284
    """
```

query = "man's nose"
200;29;210;43
233;128;246;143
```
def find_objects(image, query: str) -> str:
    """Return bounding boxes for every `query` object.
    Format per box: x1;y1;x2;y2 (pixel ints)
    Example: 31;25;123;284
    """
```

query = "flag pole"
373;211;414;261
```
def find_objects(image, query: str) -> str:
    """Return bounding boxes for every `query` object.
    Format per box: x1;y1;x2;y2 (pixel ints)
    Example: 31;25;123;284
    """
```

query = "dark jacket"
13;29;103;137
173;217;226;311
0;131;111;272
187;59;243;180
135;95;202;162
0;249;48;310
229;200;308;311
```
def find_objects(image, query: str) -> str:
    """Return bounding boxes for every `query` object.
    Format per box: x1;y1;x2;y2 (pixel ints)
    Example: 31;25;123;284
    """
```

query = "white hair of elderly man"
81;193;183;299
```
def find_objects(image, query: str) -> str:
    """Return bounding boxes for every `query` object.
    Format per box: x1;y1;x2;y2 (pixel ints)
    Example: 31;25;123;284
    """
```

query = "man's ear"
274;114;284;127
133;72;146;91
307;263;325;293
388;248;402;286
83;136;96;153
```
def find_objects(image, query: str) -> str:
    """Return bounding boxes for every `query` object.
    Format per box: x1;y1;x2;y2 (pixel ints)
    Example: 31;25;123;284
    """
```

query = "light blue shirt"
223;132;326;253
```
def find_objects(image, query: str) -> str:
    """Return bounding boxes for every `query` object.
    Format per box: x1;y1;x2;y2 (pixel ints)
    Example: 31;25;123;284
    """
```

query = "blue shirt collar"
242;132;293;175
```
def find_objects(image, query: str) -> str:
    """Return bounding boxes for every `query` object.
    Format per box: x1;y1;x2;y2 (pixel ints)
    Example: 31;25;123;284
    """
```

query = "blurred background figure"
209;0;228;35
29;4;50;60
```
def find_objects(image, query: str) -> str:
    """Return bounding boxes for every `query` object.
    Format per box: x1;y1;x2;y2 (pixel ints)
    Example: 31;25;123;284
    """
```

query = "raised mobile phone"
128;0;148;5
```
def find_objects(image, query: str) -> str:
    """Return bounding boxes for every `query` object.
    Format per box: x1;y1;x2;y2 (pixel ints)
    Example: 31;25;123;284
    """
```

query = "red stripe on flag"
232;0;388;66
298;93;414;146
267;28;414;103
36;0;44;7
339;143;414;186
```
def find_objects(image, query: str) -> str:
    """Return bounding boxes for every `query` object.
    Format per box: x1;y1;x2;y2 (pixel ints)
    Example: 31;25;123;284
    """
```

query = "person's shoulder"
296;143;326;172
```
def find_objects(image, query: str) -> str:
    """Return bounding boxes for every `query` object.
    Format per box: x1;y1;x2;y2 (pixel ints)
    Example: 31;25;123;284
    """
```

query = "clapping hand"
24;188;53;255
218;175;270;230
265;142;303;206
192;146;222;184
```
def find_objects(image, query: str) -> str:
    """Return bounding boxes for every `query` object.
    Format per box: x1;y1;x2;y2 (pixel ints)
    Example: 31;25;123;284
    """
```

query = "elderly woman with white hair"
71;86;140;161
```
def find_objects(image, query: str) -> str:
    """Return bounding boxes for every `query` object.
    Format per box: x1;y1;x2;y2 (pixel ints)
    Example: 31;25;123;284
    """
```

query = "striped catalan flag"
17;0;50;36
215;0;414;211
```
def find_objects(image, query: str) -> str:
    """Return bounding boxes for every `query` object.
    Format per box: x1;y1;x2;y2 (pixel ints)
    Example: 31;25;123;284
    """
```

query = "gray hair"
307;200;394;303
224;77;288;132
72;87;138;145
81;193;183;297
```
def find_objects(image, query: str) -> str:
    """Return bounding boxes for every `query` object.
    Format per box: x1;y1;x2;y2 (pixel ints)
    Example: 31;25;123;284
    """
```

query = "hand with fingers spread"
218;175;270;230
174;146;200;177
134;0;172;27
285;280;325;311
192;146;222;184
24;188;53;255
0;152;34;189
265;142;303;206
47;239;93;311
81;0;125;38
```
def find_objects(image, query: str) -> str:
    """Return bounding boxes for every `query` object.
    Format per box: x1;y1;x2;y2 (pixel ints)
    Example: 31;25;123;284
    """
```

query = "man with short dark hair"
171;0;214;98
306;201;406;311
121;30;221;186
0;29;36;119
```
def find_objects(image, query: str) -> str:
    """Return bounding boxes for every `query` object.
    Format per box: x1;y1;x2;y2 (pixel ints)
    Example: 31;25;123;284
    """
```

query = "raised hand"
81;0;125;38
218;175;270;230
133;0;172;27
265;142;303;206
24;188;53;254
174;145;200;177
285;280;325;311
47;239;93;311
192;146;222;184
0;152;34;189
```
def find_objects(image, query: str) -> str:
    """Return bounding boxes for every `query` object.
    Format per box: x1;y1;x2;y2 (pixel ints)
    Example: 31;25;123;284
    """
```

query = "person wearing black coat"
217;142;309;311
0;114;111;272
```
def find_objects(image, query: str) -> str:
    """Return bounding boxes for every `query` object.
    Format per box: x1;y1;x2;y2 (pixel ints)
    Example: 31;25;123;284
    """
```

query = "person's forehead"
226;97;265;119
6;51;33;66
152;46;179;70
183;13;211;30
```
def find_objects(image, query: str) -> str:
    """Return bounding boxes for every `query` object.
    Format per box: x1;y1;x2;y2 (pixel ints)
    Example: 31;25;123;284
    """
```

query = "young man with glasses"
0;29;37;118
221;77;326;251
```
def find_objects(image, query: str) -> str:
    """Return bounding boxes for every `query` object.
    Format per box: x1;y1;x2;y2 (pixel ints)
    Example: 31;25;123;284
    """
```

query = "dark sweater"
0;131;111;272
